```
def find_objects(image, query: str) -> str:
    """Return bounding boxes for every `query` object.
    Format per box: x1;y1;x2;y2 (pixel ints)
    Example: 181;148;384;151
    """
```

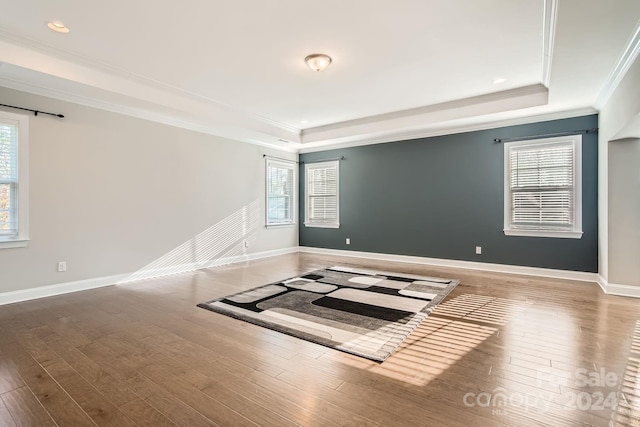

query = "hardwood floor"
1;252;639;426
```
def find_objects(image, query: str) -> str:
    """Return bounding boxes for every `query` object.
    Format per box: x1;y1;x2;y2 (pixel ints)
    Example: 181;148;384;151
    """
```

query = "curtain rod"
0;103;65;118
493;128;598;143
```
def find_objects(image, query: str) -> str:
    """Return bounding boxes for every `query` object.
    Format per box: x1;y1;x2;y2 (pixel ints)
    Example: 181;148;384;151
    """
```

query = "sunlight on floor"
370;316;498;386
354;293;535;387
433;293;530;325
118;199;260;283
612;320;640;426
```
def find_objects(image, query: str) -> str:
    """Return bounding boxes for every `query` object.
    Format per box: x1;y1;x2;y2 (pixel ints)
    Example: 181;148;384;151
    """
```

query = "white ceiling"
0;0;639;151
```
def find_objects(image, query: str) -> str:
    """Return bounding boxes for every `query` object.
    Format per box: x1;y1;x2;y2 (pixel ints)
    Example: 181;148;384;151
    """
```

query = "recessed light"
493;78;507;85
300;120;309;124
47;21;70;33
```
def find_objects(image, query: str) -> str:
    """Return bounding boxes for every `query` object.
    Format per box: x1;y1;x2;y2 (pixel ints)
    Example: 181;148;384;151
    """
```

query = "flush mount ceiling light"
305;53;332;72
47;20;70;33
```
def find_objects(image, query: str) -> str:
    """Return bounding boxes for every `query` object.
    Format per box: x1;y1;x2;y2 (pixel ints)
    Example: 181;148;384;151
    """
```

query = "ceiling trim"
610;111;640;141
0;66;596;156
300;84;549;145
298;107;597;154
594;18;640;110
0;74;299;153
0;31;301;135
542;0;558;87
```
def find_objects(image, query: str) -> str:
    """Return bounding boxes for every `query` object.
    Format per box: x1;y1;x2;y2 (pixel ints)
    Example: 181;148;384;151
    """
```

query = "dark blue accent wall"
299;115;598;272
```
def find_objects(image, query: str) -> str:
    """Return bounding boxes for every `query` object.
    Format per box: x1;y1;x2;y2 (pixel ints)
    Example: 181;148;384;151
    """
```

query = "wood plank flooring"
1;252;640;426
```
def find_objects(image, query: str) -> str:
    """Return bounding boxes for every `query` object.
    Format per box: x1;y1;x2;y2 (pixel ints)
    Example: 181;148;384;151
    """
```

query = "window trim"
304;160;340;229
0;111;29;249
503;135;583;239
265;158;296;228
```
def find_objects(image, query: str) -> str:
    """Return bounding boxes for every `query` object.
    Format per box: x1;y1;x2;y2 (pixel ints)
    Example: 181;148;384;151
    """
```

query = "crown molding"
0;22;605;155
609;111;640;141
0;61;594;156
0;74;299;153
541;0;558;87
300;84;549;146
298;107;596;153
0;33;301;136
594;18;640;110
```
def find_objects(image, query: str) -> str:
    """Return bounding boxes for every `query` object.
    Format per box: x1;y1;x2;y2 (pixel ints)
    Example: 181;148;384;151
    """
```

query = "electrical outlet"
57;261;67;272
346;238;351;245
475;246;482;255
243;240;249;248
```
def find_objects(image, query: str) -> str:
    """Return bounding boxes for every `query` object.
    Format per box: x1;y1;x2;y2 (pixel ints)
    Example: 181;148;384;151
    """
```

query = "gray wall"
299;115;598;272
0;86;298;294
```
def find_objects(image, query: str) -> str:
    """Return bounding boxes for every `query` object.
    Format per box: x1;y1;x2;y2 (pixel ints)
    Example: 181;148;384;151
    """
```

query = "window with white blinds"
305;160;339;228
503;135;582;239
0;112;29;248
265;158;295;226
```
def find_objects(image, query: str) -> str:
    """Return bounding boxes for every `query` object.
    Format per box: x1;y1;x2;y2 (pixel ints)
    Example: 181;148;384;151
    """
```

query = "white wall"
0;87;298;294
599;56;640;286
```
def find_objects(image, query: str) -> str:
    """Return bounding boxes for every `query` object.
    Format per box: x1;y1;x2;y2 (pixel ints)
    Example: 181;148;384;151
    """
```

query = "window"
265;158;295;226
0;111;29;248
504;135;582;239
305;160;339;228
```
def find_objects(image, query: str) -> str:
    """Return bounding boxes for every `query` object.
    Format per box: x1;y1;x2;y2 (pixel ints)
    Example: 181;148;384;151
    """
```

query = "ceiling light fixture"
305;54;332;72
47;20;70;33
493;78;507;85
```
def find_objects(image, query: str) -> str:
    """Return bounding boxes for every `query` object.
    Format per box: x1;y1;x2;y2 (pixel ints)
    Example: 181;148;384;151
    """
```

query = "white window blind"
0;122;19;238
0;111;29;248
504;135;582;239
305;160;339;228
266;159;295;226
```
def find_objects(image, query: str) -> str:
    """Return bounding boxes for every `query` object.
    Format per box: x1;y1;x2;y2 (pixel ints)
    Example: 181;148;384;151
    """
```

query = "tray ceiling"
0;0;638;151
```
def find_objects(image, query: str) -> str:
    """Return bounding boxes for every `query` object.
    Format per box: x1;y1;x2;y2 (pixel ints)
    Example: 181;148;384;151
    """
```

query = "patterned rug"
197;266;459;361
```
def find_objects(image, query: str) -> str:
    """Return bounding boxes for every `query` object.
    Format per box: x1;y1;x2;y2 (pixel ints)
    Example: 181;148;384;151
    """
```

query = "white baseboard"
597;275;640;298
2;245;638;305
117;254;250;283
117;247;300;284
0;273;129;306
299;246;640;298
298;246;600;283
0;246;300;306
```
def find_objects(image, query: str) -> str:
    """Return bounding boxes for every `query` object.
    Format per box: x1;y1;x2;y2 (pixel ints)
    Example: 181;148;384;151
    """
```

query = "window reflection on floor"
371;316;498;386
613;320;640;426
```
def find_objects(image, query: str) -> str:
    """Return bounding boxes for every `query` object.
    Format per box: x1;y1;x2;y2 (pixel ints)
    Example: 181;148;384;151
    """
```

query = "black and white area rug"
198;266;459;361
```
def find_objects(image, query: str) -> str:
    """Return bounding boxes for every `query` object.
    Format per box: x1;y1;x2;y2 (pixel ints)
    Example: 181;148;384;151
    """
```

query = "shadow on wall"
118;199;261;283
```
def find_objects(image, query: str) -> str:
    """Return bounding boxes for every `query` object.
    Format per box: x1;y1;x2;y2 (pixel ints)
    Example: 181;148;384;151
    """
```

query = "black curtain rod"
493;128;598;143
262;154;299;163
301;156;345;164
0;103;65;118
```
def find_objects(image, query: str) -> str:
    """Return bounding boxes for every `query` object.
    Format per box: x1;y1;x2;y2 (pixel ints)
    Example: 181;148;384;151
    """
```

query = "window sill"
304;223;340;229
504;229;583;239
0;239;29;249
